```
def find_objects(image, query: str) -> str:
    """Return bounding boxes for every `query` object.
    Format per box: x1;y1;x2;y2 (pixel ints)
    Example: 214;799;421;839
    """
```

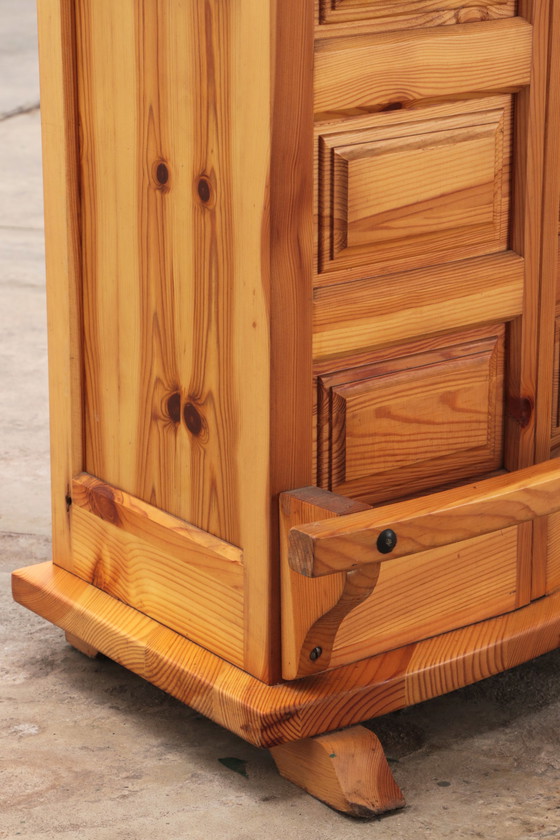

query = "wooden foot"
65;631;99;658
270;725;405;818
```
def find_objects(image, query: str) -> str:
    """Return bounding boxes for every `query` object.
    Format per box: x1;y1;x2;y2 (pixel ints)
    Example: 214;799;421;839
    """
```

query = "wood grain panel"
314;19;532;118
329;527;519;668
316;97;512;283
317;0;517;28
319;105;511;278
281;486;520;678
77;0;244;538
546;509;560;594
69;0;312;681
72;473;243;567
551;315;560;447
36;0;82;571
70;505;245;666
12;561;560;747
537;0;560;468
317;330;505;503
268;0;315;680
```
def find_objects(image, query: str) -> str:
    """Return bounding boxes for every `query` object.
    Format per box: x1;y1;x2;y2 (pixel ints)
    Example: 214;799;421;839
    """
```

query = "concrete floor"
2;3;560;838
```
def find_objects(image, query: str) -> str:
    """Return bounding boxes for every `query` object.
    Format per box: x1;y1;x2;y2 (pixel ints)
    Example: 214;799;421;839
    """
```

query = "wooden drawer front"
317;328;505;503
318;0;517;28
281;462;560;678
317;98;511;281
329;526;519;668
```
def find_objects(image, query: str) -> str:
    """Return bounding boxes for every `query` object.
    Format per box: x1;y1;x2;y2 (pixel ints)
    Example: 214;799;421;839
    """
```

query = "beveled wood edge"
12;561;560;749
72;473;243;565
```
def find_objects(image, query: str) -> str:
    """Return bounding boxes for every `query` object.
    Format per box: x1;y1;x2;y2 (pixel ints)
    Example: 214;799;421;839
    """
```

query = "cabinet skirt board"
12;561;560;749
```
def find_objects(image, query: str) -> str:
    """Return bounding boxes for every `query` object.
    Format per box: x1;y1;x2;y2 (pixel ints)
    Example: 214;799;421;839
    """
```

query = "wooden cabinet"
12;0;560;816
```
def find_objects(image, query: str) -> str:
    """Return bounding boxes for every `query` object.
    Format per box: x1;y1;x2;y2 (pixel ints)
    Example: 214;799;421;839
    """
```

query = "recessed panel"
318;0;517;26
318;101;512;282
317;328;505;503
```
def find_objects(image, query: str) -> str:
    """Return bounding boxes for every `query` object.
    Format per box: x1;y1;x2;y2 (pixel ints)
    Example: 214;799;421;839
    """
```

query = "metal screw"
377;528;397;555
309;646;323;662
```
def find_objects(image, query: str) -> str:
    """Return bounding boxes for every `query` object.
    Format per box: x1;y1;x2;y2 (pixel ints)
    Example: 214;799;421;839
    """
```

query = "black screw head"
377;528;397;555
309;646;323;662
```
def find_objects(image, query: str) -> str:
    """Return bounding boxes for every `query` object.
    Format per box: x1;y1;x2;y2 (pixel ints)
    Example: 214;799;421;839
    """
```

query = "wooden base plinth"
65;631;99;658
12;561;560;812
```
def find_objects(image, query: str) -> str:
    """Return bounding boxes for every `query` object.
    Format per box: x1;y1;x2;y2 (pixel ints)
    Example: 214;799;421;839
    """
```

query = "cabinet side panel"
73;0;275;678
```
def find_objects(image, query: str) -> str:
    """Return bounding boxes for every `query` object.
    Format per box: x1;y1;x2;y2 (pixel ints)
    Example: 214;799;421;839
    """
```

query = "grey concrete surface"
2;3;560;838
0;0;40;118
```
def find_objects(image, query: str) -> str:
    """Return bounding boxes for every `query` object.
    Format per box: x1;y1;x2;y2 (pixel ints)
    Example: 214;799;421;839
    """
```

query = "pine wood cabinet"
12;0;560;815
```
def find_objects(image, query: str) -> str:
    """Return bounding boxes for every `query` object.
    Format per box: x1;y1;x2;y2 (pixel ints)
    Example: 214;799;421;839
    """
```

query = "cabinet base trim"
12;561;560;749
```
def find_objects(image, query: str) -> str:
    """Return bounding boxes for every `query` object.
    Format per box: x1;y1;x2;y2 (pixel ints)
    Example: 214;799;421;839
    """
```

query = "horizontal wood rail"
314;17;533;117
287;460;560;578
72;473;243;567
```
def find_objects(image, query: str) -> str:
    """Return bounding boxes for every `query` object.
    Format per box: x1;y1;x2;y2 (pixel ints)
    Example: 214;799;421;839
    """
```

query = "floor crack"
0;101;40;122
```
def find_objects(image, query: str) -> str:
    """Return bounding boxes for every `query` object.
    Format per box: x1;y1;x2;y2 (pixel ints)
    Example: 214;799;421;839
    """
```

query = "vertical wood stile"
266;0;314;680
508;0;549;472
533;0;560;598
37;0;83;571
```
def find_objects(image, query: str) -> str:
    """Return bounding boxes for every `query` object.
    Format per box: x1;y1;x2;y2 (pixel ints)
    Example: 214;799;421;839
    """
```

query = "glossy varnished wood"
12;561;560;748
21;0;560;814
314;19;532;118
288;460;560;578
270;726;405;817
280;487;375;679
282;486;524;678
316;0;517;31
36;0;314;682
36;0;82;571
70;473;245;665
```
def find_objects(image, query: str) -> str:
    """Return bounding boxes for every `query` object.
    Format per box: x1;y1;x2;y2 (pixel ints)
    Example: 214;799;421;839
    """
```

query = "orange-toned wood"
533;0;560;599
313;252;524;361
288;460;560;578
546;511;560;594
36;0;313;683
65;631;98;658
18;0;560;815
72;474;243;567
314;19;532;119
268;0;315;681
317;100;512;280
282;488;523;679
36;0;82;571
316;0;516;30
280;487;376;679
74;0;277;679
68;502;245;667
12;561;560;749
270;726;405;817
317;329;505;505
